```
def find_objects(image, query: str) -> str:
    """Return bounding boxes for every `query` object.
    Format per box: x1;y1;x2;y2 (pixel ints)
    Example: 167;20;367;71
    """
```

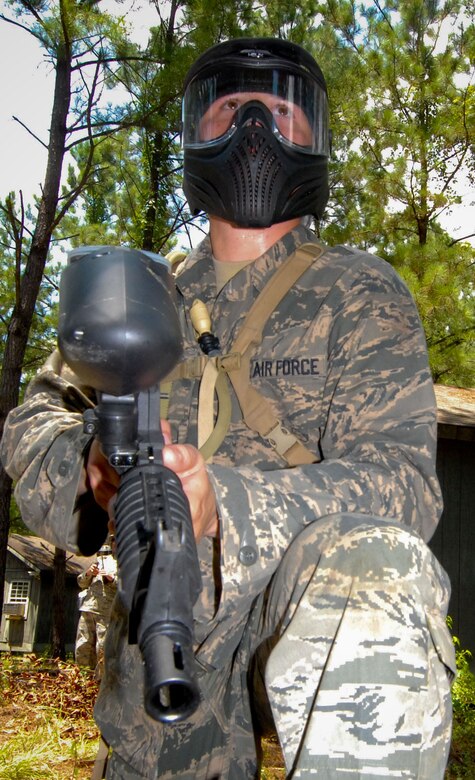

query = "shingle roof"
435;384;475;428
7;533;95;575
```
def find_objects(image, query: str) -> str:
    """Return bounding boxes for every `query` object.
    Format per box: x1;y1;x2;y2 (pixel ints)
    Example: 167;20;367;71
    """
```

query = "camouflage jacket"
1;223;441;560
77;571;117;616
77;558;118;616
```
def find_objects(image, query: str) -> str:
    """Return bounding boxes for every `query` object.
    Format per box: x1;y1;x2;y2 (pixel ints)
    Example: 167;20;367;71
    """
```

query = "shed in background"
431;384;475;658
1;534;94;655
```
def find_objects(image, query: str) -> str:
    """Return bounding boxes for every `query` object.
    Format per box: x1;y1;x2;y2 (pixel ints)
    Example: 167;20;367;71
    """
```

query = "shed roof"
435;384;475;440
7;534;95;576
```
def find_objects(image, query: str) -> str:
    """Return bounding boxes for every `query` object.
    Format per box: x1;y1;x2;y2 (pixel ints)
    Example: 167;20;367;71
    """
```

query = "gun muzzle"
140;622;200;723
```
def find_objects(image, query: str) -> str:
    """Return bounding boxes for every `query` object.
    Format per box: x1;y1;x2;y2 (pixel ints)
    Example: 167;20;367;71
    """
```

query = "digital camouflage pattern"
75;563;117;676
77;559;118;616
75;610;109;674
1;224;455;778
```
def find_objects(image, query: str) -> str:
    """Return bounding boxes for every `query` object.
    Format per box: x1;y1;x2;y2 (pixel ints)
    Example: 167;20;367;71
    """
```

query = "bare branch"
449;233;475;247
12;115;49;149
0;11;41;34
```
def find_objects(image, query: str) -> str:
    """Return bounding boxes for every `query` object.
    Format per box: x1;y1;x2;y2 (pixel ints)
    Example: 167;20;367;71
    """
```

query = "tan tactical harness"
164;241;325;465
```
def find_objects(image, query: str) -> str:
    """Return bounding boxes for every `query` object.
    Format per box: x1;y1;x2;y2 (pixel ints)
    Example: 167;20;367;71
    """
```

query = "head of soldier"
182;37;331;229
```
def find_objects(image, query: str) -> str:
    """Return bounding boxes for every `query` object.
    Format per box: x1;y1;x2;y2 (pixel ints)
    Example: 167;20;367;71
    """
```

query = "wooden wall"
0;551;38;652
2;551;81;654
430;434;475;658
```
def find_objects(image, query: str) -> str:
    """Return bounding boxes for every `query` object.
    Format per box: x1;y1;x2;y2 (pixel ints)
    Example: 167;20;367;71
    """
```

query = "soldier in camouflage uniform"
75;546;117;679
1;38;455;779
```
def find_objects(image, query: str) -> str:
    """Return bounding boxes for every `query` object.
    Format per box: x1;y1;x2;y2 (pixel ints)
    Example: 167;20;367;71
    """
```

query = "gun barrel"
140;623;201;723
114;460;202;723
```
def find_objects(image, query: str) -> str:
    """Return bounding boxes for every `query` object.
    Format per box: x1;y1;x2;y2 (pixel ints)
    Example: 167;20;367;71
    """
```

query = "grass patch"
0;654;100;780
0;714;95;779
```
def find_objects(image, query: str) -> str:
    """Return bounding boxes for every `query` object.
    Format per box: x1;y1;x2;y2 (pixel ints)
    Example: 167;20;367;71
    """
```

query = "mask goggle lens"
183;66;330;156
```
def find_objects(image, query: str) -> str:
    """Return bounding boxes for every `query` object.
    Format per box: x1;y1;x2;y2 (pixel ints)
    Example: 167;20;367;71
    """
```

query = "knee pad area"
266;513;446;627
299;513;435;590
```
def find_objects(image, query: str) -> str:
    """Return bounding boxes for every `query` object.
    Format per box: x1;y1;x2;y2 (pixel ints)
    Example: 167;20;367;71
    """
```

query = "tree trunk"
51;546;66;659
0;471;13;624
0;41;73;622
142;130;168;251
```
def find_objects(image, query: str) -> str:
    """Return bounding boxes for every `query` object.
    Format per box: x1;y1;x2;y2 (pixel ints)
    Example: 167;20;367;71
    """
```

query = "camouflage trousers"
101;514;455;779
75;610;109;681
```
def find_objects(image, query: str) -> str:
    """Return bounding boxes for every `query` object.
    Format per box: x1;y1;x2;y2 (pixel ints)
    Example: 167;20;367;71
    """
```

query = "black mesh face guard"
183;101;329;227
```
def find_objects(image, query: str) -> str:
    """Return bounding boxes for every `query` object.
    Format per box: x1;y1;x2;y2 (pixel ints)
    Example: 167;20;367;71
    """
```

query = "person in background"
75;537;117;681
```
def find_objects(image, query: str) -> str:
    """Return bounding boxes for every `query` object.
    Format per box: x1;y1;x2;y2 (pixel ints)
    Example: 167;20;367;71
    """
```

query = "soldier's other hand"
86;438;120;510
162;441;219;542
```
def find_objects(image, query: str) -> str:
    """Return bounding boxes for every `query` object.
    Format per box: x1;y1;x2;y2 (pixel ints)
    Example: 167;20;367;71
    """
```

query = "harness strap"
231;242;324;356
197;361;233;456
165;355;208;381
165;242;326;465
222;242;325;465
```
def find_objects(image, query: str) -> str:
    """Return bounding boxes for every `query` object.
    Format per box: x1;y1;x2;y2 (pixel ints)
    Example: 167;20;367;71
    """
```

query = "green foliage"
315;0;475;385
451;638;475;723
59;0;262;255
446;619;475;778
8;494;29;534
0;198;61;392
388;236;475;386
243;0;321;40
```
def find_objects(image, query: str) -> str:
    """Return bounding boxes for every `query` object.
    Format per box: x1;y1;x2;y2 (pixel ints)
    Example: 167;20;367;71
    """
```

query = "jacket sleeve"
77;569;94;589
0;350;108;555
207;257;443;603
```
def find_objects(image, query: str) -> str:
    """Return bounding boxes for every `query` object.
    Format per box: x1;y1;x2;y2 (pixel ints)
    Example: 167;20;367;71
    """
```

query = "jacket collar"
175;223;318;304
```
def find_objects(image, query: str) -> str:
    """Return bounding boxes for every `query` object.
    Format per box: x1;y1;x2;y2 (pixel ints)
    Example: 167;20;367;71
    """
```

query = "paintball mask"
182;37;331;227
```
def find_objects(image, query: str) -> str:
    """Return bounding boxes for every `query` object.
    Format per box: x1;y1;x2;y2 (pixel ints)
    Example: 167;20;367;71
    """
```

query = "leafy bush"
445;622;475;778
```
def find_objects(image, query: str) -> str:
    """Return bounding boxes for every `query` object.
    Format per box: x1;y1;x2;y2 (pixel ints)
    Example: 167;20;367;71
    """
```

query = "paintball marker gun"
57;245;202;723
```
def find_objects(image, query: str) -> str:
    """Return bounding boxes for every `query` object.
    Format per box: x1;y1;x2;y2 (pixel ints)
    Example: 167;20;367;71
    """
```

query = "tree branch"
449;232;475;247
12;116;48;149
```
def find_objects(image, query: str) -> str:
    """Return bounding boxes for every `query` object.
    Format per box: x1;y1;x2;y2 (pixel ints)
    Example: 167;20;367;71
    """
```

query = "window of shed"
9;581;30;602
